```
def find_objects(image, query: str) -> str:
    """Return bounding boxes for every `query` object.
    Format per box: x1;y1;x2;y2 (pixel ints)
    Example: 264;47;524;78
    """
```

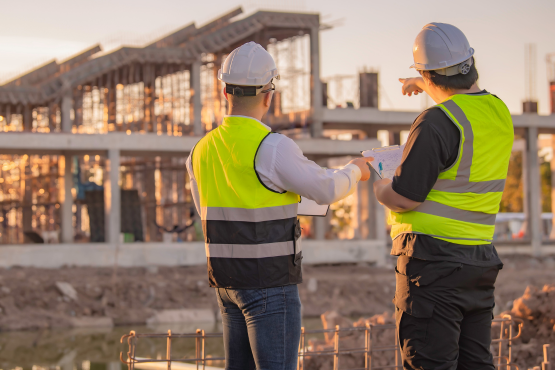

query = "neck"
228;108;264;121
430;83;482;104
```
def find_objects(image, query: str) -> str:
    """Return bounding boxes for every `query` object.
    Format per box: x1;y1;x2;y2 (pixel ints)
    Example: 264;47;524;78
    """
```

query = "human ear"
223;87;228;101
264;91;273;107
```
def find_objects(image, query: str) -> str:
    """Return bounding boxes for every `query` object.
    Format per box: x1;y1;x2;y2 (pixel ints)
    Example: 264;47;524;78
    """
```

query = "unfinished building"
0;7;553;267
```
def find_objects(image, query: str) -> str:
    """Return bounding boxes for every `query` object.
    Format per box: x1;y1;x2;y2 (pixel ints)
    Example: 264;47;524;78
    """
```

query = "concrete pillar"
59;154;73;243
369;171;387;242
310;25;323;138
144;162;157;242
22;105;32;132
191;59;203;136
525;127;542;256
357;179;370;239
550;135;555;239
22;159;32;242
104;149;121;244
313;215;326;240
61;92;73;132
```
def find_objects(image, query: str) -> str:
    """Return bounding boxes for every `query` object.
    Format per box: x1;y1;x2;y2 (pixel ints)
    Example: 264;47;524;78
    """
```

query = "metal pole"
202;329;206;370
333;325;340;370
167;329;172;370
365;323;370;370
543;344;551;370
498;319;505;368
196;329;202;370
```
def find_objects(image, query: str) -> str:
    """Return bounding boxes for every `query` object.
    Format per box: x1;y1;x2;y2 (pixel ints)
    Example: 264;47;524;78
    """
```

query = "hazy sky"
1;0;554;114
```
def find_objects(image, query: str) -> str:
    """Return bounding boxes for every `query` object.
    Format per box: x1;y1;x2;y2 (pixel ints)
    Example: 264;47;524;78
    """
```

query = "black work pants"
394;256;502;370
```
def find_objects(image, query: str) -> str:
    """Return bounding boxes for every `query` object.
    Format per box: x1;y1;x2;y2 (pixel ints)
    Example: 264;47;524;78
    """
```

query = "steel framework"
120;315;523;370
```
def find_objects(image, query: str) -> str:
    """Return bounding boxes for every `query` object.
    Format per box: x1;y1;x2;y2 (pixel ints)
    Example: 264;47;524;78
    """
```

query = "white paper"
362;144;405;180
298;196;329;217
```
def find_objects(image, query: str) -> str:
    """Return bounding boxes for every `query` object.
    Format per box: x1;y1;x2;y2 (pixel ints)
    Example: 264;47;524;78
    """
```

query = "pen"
378;162;383;176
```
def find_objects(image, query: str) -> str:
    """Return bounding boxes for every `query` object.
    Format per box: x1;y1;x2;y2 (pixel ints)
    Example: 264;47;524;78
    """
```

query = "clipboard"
361;144;405;180
298;196;329;217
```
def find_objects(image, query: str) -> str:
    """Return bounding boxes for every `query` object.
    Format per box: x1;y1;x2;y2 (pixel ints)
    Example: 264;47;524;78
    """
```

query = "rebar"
120;316;523;370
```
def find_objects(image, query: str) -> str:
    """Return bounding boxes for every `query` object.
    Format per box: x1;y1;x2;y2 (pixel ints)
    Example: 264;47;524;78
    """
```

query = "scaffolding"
0;7;326;245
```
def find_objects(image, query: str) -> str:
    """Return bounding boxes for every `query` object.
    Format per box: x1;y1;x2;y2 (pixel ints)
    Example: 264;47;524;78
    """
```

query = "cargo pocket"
408;261;462;287
394;264;435;355
393;266;435;318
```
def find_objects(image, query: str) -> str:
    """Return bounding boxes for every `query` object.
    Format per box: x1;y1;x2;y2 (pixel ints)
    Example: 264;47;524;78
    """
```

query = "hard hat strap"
435;57;473;77
225;85;260;97
226;80;275;96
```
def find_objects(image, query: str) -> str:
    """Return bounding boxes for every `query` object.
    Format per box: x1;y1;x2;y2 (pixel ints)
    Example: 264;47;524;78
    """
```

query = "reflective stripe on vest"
389;94;513;245
192;116;301;288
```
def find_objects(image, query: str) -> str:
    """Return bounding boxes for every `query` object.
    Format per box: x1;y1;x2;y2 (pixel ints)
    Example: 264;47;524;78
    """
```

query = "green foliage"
500;152;523;212
499;151;552;213
540;160;552;213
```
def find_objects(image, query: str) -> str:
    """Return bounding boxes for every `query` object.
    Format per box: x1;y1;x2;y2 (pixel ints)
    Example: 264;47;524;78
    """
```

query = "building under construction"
0;7;554;267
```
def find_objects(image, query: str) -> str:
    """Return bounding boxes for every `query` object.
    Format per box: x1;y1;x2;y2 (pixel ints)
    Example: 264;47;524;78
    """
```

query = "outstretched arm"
255;134;372;205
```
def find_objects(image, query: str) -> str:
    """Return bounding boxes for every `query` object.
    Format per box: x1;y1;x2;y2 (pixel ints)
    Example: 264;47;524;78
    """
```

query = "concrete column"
61;92;73;132
369;171;387;242
191;59;203;136
22;105;32;132
313;215;326;240
22;159;32;242
104;149;121;244
59;154;74;243
357;179;370;239
310;25;323;138
550;135;555;239
525;127;542;256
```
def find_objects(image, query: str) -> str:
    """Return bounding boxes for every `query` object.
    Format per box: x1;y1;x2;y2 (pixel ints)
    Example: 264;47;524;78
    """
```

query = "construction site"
0;4;554;370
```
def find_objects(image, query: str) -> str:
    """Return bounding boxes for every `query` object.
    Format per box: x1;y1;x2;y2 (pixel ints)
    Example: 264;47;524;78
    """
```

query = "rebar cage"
120;315;524;370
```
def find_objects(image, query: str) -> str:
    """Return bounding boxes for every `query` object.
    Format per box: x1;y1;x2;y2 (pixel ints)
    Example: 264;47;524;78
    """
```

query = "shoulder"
413;107;460;139
260;132;299;151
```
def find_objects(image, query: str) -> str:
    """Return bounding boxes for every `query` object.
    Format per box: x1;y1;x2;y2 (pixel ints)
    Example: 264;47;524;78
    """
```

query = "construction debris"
55;281;78;301
504;284;555;370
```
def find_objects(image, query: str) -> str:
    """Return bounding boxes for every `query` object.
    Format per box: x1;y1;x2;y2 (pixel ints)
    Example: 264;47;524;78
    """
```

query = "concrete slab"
0;239;387;268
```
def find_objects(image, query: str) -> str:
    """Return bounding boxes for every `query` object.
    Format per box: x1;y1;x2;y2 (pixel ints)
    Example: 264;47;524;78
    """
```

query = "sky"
1;0;554;115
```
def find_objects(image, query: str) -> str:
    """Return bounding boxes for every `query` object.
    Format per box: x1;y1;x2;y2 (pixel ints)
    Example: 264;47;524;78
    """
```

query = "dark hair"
420;57;479;91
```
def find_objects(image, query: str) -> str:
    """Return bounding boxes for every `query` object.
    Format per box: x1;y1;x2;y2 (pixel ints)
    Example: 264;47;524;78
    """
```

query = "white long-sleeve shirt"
185;116;361;214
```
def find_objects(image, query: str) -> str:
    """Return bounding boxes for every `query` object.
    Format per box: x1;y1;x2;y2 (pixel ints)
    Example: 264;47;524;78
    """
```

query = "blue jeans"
215;285;302;370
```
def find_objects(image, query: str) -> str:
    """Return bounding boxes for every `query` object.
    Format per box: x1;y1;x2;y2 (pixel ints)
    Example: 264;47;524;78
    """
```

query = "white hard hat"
411;23;475;76
218;42;280;87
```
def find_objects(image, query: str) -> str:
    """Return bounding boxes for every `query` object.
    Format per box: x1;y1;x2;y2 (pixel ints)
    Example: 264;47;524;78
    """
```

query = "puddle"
0;318;323;369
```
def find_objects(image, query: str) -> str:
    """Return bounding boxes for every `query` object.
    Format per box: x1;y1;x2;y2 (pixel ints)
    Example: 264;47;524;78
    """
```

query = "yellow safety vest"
192;116;302;288
389;93;513;244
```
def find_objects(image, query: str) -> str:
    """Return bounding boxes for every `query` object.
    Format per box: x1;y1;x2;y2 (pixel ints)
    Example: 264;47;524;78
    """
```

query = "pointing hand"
399;77;425;97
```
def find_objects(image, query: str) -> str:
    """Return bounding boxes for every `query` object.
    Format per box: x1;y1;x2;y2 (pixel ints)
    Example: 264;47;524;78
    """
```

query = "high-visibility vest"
389;93;514;245
192;116;302;288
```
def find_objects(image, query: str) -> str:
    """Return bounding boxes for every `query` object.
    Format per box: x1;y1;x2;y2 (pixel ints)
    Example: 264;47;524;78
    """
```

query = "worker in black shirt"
373;23;513;370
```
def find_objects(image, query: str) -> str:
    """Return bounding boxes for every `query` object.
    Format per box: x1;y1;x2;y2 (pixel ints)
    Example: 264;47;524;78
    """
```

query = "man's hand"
399;77;425;97
348;157;374;182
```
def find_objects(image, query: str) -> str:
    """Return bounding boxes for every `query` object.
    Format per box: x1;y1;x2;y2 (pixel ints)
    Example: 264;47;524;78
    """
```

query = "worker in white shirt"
185;41;373;370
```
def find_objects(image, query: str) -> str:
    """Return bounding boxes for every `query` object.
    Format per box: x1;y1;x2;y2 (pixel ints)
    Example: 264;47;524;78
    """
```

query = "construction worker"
185;41;373;370
372;23;513;370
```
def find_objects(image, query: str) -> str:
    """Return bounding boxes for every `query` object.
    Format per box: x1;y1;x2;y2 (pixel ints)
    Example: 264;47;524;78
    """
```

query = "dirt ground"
0;254;552;368
0;254;552;330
